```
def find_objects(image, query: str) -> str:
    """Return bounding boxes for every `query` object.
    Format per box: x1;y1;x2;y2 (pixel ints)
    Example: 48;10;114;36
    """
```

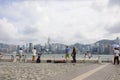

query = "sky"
0;0;120;45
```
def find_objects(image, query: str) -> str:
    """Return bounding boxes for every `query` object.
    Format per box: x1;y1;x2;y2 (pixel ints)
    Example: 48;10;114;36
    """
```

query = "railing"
0;54;114;63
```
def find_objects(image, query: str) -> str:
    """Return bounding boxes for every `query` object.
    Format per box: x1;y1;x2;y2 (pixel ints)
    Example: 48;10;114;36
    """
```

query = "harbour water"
41;54;114;61
2;53;114;62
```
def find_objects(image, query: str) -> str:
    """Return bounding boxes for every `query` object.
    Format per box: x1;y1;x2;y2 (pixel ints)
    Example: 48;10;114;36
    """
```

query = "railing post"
11;55;16;62
98;56;102;64
25;55;27;63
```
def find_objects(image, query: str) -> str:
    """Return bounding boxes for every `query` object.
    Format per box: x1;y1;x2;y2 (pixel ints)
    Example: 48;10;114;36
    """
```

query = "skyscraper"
29;43;33;53
16;45;20;54
46;37;51;51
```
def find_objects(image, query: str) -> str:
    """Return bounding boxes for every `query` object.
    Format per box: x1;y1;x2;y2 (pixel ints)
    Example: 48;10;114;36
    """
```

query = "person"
19;48;23;62
36;52;42;63
84;53;88;58
0;53;3;59
65;46;70;62
32;48;37;62
71;47;76;63
113;48;120;65
87;51;92;59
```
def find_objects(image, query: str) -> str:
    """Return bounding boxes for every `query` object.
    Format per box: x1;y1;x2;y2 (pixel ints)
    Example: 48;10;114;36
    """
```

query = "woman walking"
71;47;76;63
113;48;120;65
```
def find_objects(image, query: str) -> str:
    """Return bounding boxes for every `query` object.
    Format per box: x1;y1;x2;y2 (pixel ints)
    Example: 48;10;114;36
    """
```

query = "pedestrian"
32;48;37;62
71;47;76;63
84;53;88;58
36;52;42;63
65;46;70;62
0;53;3;59
19;48;23;62
113;48;120;65
87;51;92;59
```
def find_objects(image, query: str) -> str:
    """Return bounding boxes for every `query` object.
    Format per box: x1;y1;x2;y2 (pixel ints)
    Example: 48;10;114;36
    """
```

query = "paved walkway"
50;63;120;80
72;63;109;80
84;63;120;80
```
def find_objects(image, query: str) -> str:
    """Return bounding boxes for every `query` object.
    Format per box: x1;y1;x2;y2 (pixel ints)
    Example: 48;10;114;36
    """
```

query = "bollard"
24;55;27;63
98;56;102;64
11;55;15;62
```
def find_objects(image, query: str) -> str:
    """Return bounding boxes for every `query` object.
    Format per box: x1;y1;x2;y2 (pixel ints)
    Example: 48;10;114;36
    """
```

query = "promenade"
50;63;120;80
0;59;120;80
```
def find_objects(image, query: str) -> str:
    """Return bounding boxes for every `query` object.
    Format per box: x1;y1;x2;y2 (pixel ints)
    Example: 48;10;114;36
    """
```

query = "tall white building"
46;37;51;52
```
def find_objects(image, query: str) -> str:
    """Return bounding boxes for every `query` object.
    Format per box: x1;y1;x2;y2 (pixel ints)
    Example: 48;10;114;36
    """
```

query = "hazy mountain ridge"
0;38;119;54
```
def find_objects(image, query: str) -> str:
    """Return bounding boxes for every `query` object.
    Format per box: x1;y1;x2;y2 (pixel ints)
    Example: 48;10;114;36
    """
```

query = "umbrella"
112;44;120;48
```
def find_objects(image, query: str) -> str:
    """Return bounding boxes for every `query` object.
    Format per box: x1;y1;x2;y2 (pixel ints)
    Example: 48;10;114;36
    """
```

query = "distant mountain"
95;39;116;45
0;38;119;54
0;43;9;48
73;43;84;47
0;43;16;53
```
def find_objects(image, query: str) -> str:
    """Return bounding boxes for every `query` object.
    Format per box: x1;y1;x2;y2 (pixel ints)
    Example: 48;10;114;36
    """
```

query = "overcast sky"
0;0;120;45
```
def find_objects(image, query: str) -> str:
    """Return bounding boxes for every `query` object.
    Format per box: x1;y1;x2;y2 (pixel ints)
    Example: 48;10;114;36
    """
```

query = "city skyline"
0;0;120;45
0;37;120;54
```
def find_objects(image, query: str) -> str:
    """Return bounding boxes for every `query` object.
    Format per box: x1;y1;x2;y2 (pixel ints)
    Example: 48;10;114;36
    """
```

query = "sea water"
41;54;113;61
2;53;114;61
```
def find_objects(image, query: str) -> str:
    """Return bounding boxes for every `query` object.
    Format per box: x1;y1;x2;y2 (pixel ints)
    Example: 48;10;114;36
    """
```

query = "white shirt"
114;49;120;56
32;49;37;56
88;53;92;57
19;50;23;55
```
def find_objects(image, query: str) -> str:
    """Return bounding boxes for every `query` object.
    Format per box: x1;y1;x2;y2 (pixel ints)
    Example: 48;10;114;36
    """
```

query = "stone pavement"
49;63;102;80
50;63;120;80
84;63;120;80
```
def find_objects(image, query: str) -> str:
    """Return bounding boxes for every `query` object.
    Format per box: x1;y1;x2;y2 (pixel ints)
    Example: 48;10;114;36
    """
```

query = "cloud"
108;0;120;6
0;0;120;45
0;18;20;43
91;0;109;12
23;26;39;35
106;23;120;34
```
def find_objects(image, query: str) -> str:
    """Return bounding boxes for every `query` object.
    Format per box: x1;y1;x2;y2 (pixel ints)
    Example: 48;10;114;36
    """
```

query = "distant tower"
26;43;29;53
47;37;51;50
47;37;50;46
29;43;33;53
16;45;20;54
104;44;110;54
22;45;25;50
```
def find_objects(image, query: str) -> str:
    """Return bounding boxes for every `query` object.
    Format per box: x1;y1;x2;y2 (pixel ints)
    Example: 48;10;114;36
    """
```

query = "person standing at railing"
71;47;76;63
32;48;37;62
113;48;120;65
88;51;92;59
65;46;70;62
36;52;42;63
0;53;3;60
19;48;23;62
84;53;88;58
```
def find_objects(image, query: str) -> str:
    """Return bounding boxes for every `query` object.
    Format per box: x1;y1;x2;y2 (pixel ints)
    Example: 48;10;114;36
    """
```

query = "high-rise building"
47;37;51;50
16;45;20;54
25;43;29;53
29;43;33;53
104;44;110;54
34;44;42;52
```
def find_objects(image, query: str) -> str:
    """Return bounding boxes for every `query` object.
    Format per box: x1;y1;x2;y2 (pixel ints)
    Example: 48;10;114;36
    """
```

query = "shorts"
32;56;36;61
65;54;69;58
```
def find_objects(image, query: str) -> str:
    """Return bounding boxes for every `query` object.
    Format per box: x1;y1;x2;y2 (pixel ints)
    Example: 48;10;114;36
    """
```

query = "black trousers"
114;56;119;64
36;56;41;63
72;55;76;63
